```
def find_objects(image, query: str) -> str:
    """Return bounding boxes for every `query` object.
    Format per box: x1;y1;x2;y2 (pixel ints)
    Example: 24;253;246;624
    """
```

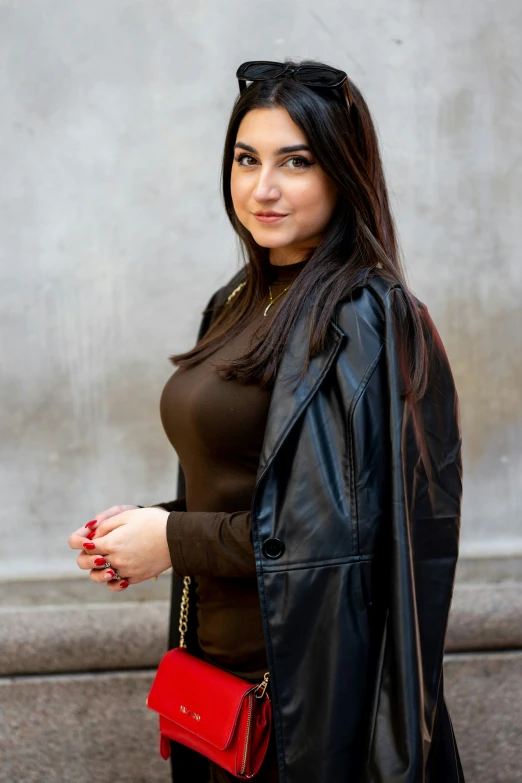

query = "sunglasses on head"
236;60;352;105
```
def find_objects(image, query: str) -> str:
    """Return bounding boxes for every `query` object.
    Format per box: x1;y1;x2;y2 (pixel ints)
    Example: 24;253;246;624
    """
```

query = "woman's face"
230;107;338;265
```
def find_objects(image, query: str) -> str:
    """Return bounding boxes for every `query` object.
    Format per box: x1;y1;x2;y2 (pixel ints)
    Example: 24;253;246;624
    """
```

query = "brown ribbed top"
156;258;308;681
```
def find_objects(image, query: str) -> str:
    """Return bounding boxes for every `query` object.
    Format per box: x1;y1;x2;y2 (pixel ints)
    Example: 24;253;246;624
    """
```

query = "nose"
251;167;281;203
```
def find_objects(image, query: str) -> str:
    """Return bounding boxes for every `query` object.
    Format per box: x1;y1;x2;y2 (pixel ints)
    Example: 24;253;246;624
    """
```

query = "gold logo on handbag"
180;705;201;721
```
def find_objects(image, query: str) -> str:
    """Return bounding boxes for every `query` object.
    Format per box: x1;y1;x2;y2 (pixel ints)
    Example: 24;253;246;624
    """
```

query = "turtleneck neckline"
267;258;309;285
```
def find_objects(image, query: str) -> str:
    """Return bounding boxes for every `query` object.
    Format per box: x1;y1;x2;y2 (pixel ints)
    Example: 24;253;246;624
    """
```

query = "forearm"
166;510;255;578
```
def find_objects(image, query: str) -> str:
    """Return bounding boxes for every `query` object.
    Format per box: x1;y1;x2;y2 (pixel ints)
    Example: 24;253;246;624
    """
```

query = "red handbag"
146;576;272;779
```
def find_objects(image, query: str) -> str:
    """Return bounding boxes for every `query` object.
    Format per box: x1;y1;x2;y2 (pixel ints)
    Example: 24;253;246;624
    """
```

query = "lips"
253;212;288;223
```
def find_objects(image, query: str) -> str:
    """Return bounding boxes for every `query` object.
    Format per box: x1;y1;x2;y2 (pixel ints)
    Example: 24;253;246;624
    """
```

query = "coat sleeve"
364;288;463;782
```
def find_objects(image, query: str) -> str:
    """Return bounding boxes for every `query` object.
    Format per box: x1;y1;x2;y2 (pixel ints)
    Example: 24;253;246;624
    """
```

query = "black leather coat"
167;269;465;783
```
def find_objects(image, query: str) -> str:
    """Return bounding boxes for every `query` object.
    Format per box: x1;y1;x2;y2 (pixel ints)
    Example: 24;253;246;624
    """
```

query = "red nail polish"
104;569;115;578
120;580;129;589
86;531;96;540
85;520;98;529
94;557;106;566
83;542;96;550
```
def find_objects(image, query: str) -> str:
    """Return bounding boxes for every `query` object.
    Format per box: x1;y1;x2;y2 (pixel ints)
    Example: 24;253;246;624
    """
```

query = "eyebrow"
234;141;312;155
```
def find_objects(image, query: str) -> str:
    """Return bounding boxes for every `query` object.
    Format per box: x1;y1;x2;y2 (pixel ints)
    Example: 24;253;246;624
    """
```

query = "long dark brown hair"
170;58;429;401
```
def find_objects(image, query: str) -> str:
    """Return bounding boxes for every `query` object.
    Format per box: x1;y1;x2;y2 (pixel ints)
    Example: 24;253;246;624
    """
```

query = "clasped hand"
68;506;171;591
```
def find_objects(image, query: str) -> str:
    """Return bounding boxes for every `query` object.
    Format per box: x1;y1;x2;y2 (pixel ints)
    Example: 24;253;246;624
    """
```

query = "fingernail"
119;580;129;589
85;520;98;529
94;557;107;566
86;531;96;540
83;542;96;550
104;570;116;580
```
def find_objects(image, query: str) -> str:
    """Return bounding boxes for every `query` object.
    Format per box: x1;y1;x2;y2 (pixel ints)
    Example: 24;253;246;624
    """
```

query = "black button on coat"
168;270;465;783
262;538;285;559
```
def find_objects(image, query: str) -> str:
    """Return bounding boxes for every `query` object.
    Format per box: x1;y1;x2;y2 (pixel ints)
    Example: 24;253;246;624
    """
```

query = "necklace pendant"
264;283;290;316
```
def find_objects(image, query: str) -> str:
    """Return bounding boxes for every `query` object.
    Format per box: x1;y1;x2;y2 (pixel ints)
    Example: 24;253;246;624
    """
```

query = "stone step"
1;580;521;677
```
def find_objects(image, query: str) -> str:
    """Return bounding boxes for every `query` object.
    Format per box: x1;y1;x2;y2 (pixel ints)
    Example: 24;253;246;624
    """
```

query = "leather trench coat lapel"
255;301;345;484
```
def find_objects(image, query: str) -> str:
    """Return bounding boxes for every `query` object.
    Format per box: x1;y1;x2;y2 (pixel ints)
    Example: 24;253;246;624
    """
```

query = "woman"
69;59;465;782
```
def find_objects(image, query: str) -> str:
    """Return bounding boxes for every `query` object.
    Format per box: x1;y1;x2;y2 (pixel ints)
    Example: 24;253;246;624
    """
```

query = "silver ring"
98;562;121;580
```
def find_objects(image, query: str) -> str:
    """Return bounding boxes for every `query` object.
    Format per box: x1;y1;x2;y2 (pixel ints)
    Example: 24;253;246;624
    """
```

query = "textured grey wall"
1;0;520;579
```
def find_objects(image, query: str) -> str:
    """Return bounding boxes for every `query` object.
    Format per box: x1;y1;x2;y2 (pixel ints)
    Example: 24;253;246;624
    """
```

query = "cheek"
230;172;248;213
292;178;337;228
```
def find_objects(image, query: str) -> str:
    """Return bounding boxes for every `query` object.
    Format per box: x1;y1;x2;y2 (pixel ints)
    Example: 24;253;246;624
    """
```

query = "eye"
284;156;312;169
234;153;257;167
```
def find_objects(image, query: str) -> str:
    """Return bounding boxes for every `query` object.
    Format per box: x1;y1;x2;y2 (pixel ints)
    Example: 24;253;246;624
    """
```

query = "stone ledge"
1;581;521;676
455;555;522;583
446;582;522;652
0;601;169;676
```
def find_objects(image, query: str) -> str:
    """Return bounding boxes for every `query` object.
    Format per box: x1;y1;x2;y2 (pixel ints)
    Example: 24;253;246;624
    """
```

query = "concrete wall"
1;3;521;571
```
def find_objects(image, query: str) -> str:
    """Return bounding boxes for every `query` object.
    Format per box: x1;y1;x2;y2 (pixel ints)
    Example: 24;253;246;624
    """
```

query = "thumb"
92;511;130;539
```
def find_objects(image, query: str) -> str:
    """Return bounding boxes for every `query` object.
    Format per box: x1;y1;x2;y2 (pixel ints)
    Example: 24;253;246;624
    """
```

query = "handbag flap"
147;647;255;751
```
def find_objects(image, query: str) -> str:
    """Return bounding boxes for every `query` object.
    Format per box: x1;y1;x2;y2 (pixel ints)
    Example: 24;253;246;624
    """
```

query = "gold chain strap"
177;574;270;693
178;575;191;648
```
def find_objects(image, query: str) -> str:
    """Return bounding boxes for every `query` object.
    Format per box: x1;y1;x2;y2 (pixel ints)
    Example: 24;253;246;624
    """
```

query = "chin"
248;226;293;248
252;236;291;249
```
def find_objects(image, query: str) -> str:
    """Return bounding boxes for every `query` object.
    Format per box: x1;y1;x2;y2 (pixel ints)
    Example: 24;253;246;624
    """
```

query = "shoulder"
196;267;247;339
333;275;445;389
335;273;430;338
337;275;457;411
334;275;395;347
205;267;247;311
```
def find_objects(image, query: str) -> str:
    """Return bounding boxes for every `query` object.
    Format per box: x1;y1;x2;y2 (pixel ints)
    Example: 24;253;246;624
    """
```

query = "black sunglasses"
236;60;351;104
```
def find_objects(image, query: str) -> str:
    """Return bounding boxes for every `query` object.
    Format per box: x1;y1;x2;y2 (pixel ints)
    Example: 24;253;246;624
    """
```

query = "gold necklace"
224;279;293;315
263;284;291;316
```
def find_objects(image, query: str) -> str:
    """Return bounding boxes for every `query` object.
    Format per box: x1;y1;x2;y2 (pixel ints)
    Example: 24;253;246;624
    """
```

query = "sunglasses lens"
294;66;344;87
241;62;286;80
